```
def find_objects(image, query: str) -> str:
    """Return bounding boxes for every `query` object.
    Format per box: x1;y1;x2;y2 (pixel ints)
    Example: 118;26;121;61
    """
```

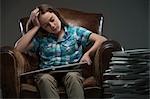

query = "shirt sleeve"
75;26;92;48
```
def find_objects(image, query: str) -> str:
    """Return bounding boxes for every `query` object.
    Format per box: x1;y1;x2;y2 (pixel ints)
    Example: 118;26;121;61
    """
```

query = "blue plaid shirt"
32;25;92;68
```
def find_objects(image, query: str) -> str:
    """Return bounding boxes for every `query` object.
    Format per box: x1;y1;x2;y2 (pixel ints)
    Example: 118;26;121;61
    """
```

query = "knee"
38;74;55;83
66;72;79;77
65;72;83;81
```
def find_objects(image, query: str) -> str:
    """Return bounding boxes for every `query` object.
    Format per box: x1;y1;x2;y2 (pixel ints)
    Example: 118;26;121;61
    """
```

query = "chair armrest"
0;46;38;98
0;46;31;74
93;40;122;86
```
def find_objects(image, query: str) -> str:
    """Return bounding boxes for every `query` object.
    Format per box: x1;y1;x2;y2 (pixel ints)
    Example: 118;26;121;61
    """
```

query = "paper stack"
103;49;150;99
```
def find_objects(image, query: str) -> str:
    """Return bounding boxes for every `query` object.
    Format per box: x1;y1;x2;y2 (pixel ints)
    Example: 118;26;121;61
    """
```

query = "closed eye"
42;16;54;28
50;18;54;22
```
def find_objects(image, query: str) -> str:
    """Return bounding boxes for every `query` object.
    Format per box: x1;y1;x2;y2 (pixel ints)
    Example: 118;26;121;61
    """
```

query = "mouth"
51;26;61;33
52;29;57;32
52;27;57;31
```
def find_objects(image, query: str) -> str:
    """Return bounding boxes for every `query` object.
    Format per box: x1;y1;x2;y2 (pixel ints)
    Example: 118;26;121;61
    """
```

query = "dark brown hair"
37;4;68;28
26;4;68;37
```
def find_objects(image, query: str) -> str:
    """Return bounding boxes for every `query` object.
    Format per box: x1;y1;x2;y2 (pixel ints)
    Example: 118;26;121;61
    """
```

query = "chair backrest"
19;8;104;35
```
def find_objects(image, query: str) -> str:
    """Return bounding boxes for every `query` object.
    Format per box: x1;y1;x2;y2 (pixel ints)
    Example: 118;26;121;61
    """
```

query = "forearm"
86;34;107;55
15;26;39;52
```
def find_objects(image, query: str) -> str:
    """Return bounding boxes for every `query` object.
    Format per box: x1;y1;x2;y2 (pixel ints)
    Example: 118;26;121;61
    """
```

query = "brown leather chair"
0;8;122;98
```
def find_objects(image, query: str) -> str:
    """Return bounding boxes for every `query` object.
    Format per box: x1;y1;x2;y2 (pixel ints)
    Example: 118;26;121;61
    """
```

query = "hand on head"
29;8;40;27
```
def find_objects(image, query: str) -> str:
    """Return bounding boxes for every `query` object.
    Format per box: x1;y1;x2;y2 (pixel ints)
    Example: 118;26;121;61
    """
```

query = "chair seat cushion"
21;84;38;92
83;76;97;87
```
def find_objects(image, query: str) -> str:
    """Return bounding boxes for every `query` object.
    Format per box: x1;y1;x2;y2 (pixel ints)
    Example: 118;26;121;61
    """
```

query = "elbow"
101;35;107;41
98;35;107;44
14;42;24;52
14;45;22;52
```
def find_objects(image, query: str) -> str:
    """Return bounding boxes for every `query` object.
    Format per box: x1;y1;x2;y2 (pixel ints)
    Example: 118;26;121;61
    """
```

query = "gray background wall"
148;0;150;48
1;0;149;50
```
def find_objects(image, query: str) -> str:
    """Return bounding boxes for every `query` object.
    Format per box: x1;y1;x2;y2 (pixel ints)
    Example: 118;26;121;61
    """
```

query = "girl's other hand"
80;52;92;65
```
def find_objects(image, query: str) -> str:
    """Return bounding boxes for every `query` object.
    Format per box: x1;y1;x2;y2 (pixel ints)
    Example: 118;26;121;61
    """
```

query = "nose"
49;22;55;29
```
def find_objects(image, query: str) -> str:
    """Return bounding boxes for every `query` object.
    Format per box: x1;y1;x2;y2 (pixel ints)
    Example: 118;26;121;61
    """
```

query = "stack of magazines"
103;49;150;99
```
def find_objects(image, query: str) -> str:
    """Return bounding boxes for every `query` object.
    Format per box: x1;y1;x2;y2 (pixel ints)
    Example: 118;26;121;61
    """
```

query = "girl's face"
39;12;62;34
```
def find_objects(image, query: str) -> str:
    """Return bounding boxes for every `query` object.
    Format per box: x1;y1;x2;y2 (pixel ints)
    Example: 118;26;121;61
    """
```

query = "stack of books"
103;49;150;99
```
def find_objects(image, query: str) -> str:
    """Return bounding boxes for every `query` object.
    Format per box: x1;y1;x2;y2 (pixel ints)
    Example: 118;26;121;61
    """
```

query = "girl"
15;4;106;99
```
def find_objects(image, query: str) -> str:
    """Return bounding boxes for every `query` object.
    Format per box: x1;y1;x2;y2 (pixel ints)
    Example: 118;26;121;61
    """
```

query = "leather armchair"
0;8;122;98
